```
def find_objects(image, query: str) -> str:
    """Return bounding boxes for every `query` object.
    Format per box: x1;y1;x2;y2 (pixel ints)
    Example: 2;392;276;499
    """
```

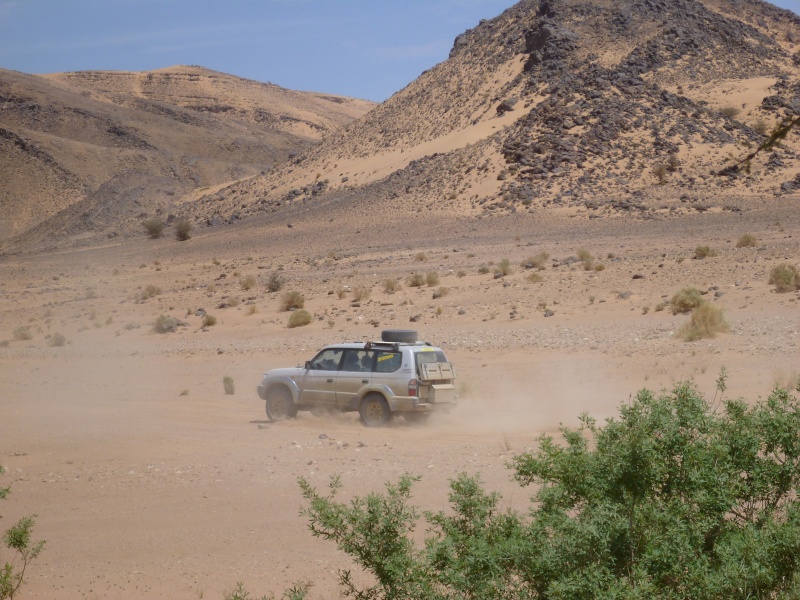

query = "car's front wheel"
265;387;298;421
359;394;392;427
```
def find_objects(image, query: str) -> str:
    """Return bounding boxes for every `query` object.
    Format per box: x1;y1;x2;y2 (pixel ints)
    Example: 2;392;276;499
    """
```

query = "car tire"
265;387;298;421
359;394;392;427
381;329;417;343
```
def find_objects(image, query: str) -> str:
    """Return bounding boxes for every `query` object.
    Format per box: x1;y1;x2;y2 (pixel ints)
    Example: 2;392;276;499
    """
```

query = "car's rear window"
415;348;448;371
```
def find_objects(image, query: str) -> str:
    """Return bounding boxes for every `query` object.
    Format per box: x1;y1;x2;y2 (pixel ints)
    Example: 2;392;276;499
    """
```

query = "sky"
1;0;798;103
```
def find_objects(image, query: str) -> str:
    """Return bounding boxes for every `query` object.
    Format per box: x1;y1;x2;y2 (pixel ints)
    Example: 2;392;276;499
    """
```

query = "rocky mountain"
0;65;374;245
187;0;799;230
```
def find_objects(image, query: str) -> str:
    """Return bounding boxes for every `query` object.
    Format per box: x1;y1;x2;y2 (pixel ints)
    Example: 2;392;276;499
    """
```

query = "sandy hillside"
1;199;798;599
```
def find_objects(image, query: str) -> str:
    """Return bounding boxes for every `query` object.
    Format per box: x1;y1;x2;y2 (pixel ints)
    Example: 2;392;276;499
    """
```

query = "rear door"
298;348;342;406
414;348;456;404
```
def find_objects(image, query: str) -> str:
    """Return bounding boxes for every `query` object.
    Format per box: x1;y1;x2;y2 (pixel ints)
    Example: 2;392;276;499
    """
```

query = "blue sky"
1;0;798;102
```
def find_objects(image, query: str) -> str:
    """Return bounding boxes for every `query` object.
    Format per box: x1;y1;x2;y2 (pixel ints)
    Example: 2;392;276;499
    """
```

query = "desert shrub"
457;270;466;278
477;265;490;275
694;245;718;259
432;287;449;299
521;252;549;270
50;332;66;347
414;252;428;262
720;105;741;119
408;273;425;288
175;220;192;241
425;271;440;286
383;278;401;293
352;286;371;302
336;287;347;299
736;233;758;248
527;273;543;283
153;315;180;333
12;326;32;341
655;301;667;312
1;466;45;600
267;271;285;292
652;162;667;184
223;376;235;396
240;275;257;291
494;259;512;277
678;303;729;341
769;264;800;293
670;287;704;314
666;153;681;172
0;341;8;348
299;381;800;600
288;309;312;328
753;118;769;135
246;305;258;316
135;284;161;302
202;314;217;327
280;291;305;311
142;218;165;239
576;248;595;270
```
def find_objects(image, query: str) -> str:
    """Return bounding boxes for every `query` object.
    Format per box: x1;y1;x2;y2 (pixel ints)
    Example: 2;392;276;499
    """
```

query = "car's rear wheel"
359;394;392;427
266;387;297;421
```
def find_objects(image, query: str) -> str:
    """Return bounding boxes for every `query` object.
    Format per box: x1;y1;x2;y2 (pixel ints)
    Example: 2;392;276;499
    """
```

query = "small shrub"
153;315;180;333
202;314;217;327
666;154;680;172
0;340;9;348
408;273;425;287
240;275;257;291
352;286;371;302
267;271;285;292
527;273;543;283
223;376;235;395
142;218;166;239
694;245;717;259
425;271;440;286
768;264;800;292
655;301;667;312
383;278;401;293
495;259;512;277
415;252;428;262
720;106;740;119
288;309;312;328
670;287;704;314
478;265;490;275
336;287;347;299
457;270;466;278
521;252;549;270
281;291;305;311
50;332;66;347
246;305;258;316
753;119;769;136
12;326;32;341
433;287;449;299
577;248;595;270
652;163;667;185
735;234;758;248
678;303;729;341
175;220;192;241
136;284;161;302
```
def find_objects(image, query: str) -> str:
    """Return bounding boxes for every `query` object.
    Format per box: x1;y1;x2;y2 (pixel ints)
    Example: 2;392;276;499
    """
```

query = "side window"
309;349;343;371
341;350;374;372
374;351;402;373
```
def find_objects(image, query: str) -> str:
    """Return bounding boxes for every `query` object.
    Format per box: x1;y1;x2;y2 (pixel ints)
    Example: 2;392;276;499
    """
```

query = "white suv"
256;330;457;426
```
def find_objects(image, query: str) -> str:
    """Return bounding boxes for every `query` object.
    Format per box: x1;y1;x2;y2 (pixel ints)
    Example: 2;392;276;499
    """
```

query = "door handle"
327;378;334;382
362;379;369;384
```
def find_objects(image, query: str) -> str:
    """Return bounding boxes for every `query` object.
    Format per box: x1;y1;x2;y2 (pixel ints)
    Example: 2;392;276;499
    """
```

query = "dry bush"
246;305;258;316
280;291;305;311
50;332;67;347
288;309;312;328
153;315;180;333
527;273;544;283
670;287;704;314
240;275;257;291
136;284;161;302
678;303;729;341
719;106;740;119
12;326;32;341
202;314;217;327
433;287;449;299
415;252;428;262
768;264;800;292
666;154;680;172
753;119;769;136
694;246;718;259
267;271;284;292
495;259;512;277
425;271;440;286
384;278;401;293
336;287;347;299
522;252;549;270
352;286;371;302
577;248;595;270
652;163;667;185
408;273;425;287
736;234;758;248
142;218;165;239
223;376;235;395
175;220;192;241
478;265;490;275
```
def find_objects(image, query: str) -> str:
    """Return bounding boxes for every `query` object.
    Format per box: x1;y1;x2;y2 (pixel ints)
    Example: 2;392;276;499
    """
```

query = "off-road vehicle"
256;330;456;426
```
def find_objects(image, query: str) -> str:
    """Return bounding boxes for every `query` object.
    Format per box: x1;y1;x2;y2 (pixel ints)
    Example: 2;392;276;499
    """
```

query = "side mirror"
305;361;312;370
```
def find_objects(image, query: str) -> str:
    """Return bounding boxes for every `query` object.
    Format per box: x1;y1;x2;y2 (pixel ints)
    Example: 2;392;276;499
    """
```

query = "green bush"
175;220;192;241
142;218;165;239
769;263;800;293
288;309;312;328
670;287;704;314
1;465;45;600
298;381;800;599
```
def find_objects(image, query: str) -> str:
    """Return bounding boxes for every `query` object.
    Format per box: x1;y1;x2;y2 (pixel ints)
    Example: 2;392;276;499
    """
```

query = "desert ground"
1;201;799;599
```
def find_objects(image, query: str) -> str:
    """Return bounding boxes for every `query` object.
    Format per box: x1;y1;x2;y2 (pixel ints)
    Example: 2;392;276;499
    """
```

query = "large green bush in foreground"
299;380;800;599
1;467;45;600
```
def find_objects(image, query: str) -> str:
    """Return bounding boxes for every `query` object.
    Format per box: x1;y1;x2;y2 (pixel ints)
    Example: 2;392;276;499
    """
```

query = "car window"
374;351;402;373
341;349;374;372
308;349;343;371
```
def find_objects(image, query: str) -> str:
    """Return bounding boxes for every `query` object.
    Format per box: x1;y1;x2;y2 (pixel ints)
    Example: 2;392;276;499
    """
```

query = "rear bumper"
387;395;456;413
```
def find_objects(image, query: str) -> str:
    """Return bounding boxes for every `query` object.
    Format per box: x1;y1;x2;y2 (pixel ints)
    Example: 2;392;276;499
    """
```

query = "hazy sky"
1;0;798;102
